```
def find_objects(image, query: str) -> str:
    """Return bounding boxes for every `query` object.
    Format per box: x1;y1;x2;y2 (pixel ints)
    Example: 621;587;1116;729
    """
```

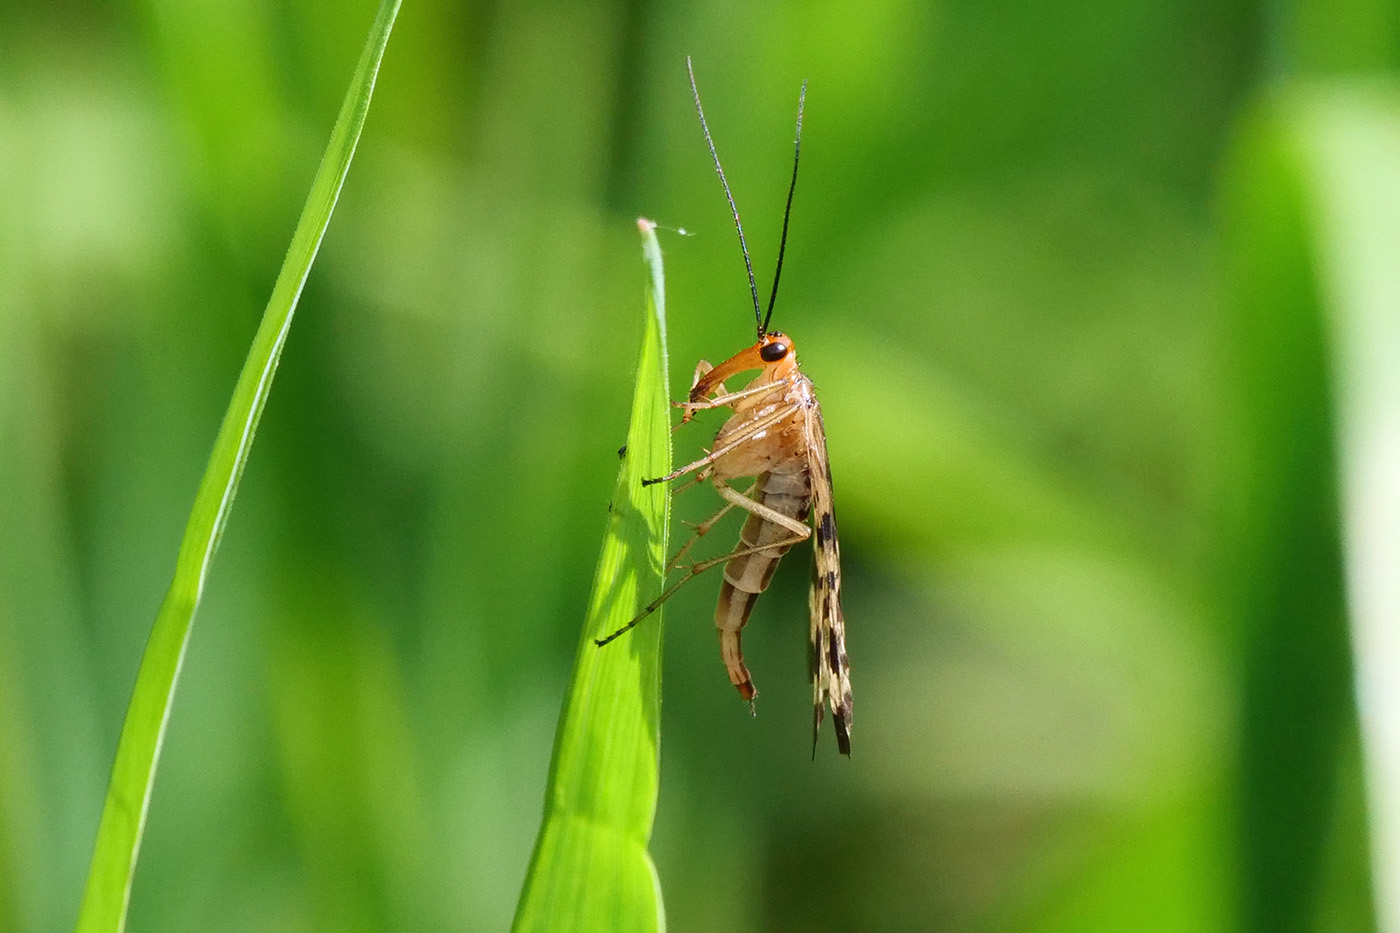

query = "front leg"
678;374;796;416
643;401;803;486
679;360;721;425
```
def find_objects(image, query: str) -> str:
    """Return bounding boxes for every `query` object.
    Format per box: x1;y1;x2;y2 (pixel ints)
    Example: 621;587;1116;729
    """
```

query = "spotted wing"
804;395;852;756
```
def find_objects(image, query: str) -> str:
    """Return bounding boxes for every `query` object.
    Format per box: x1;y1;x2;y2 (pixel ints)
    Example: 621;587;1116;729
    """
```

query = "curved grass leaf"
73;3;402;929
512;219;672;932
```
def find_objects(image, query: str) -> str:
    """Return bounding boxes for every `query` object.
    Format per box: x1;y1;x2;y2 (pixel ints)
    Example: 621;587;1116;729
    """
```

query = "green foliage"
72;3;401;929
512;220;671;932
0;1;1397;930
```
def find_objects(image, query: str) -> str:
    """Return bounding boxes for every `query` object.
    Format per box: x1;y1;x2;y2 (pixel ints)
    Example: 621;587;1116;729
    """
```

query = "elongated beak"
690;342;767;401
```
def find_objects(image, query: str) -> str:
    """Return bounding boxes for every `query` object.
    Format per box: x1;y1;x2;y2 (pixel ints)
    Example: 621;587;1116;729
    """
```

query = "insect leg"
669;506;746;579
713;482;811;537
679;360;720;425
669;502;736;571
679;374;796;415
688;359;717;393
667;469;710;499
593;532;807;647
643;402;801;486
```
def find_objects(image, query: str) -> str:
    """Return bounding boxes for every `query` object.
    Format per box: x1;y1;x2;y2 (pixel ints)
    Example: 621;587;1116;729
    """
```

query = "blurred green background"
2;0;1397;930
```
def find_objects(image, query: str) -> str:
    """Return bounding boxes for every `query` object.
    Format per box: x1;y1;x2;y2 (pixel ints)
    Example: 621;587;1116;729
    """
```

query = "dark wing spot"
825;570;837;589
819;511;836;543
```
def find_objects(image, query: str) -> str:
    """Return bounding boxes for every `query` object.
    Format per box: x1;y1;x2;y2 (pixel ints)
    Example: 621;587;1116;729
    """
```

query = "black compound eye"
760;341;789;362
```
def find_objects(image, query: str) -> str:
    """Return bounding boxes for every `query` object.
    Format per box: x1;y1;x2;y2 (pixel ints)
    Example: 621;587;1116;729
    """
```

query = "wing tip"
836;715;852;756
811;700;854;758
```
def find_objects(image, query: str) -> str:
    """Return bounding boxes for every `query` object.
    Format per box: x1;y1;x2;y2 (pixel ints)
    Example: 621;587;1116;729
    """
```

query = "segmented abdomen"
715;463;811;699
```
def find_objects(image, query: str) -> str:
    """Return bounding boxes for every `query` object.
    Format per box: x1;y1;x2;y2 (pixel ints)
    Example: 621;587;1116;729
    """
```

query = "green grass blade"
1218;96;1354;933
73;3;402;930
512;219;672;933
1294;83;1400;933
1217;82;1400;931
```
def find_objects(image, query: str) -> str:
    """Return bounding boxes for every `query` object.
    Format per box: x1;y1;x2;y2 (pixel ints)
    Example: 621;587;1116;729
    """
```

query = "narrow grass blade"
1218;82;1400;931
74;3;402;930
1295;84;1400;933
1218;98;1351;932
512;219;672;932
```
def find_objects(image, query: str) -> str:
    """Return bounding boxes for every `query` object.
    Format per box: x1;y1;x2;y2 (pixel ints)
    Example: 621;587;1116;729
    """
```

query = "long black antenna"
687;57;764;339
762;81;805;336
